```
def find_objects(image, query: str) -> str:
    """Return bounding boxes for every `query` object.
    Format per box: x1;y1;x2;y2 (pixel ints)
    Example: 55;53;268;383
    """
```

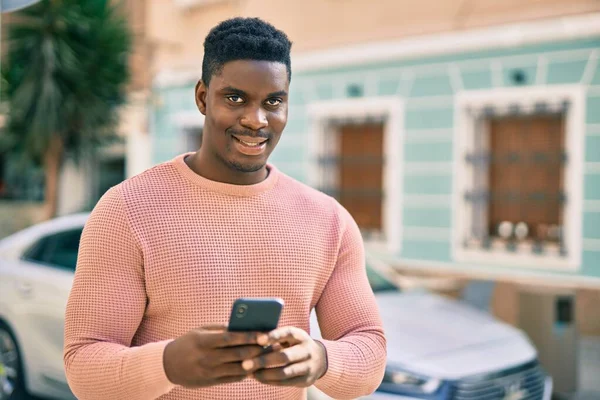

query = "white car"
0;213;552;400
308;290;554;400
0;213;83;400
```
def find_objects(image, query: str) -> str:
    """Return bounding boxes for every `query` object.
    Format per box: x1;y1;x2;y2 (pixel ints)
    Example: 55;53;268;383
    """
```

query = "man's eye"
227;95;244;104
265;98;282;107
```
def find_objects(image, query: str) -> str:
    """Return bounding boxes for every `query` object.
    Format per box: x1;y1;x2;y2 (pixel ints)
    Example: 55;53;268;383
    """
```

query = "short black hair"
202;17;292;87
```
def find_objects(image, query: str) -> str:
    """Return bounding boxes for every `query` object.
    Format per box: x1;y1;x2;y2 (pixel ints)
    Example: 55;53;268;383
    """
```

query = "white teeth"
239;139;265;147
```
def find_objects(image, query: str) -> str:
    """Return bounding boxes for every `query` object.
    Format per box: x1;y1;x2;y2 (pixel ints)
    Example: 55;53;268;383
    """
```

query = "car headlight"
381;367;442;395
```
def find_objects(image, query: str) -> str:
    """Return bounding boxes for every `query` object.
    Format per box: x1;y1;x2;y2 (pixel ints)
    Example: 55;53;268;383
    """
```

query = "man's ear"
195;80;207;115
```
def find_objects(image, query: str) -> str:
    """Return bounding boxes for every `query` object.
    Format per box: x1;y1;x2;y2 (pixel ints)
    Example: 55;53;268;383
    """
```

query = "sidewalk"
574;336;600;400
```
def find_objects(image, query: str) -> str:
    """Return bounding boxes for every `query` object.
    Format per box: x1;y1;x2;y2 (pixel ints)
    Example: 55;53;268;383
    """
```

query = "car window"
23;228;83;272
23;235;51;263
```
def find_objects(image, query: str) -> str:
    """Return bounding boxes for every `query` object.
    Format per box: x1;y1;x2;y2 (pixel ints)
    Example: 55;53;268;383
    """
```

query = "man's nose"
240;107;268;131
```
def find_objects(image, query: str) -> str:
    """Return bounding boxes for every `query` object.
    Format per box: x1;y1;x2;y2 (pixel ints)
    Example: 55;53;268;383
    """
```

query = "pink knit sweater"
63;153;386;400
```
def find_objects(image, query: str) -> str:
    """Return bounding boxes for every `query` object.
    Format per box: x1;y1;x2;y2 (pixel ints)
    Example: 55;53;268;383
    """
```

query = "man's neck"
184;152;268;186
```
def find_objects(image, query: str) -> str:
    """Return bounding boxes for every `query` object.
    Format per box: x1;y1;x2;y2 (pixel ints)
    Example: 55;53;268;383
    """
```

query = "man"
64;17;386;400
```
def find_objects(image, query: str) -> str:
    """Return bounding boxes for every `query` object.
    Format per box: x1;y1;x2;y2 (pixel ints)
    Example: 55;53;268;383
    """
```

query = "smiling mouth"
232;136;268;147
231;134;270;156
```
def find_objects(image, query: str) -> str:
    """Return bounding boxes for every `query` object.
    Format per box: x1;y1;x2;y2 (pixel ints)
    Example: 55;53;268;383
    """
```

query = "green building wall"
151;37;600;279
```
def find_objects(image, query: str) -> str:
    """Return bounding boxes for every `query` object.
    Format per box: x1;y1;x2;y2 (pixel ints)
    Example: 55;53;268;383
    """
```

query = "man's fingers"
201;324;228;331
210;362;252;378
198;330;267;348
266;326;308;346
217;345;269;363
254;360;311;383
270;343;283;352
242;344;311;372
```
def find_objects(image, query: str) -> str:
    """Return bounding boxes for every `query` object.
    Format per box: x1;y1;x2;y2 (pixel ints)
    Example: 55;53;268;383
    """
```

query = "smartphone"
228;297;284;332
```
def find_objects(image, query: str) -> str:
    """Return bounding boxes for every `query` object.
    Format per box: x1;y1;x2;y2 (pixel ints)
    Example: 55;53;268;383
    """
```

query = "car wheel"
0;322;26;400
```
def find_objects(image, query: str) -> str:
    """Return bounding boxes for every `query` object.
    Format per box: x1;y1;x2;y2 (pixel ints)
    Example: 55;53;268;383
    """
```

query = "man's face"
195;60;289;174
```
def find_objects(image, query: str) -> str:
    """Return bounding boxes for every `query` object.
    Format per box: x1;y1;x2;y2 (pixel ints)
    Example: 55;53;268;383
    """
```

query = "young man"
64;17;386;400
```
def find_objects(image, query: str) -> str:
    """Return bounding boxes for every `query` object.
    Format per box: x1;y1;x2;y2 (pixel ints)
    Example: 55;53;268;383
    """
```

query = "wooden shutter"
488;114;564;242
337;123;384;231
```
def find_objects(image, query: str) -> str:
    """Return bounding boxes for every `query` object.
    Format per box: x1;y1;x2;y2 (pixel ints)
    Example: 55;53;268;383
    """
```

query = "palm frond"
3;0;132;162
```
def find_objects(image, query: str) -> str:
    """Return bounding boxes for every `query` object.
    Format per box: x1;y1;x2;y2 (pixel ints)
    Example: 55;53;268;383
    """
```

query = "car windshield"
366;263;399;293
22;228;83;272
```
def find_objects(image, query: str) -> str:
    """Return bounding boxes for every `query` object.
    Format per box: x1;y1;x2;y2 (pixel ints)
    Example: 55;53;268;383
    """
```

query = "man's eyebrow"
220;87;287;98
267;90;288;98
221;86;248;96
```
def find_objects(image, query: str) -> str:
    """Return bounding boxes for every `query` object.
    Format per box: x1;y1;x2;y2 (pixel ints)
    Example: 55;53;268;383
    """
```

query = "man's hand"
163;325;268;388
241;327;327;387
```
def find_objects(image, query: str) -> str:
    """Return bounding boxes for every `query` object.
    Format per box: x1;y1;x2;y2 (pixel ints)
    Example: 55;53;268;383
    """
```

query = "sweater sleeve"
63;186;176;400
313;203;387;399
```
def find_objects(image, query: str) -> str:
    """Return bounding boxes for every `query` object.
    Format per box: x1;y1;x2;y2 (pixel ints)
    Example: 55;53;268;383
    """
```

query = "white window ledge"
455;248;577;271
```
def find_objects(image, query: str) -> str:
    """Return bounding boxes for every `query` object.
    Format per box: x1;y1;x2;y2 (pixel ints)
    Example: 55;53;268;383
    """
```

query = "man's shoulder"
275;171;358;241
117;160;179;193
277;171;326;198
102;160;183;212
275;170;343;215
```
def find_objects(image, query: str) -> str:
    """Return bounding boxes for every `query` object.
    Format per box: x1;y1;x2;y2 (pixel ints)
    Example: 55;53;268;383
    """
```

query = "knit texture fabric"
64;153;386;400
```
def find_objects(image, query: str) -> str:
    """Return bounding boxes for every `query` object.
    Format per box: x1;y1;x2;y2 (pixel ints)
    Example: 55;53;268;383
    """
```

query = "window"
454;86;584;270
488;115;565;247
465;113;566;253
23;228;83;271
172;113;203;154
308;97;403;253
319;121;385;238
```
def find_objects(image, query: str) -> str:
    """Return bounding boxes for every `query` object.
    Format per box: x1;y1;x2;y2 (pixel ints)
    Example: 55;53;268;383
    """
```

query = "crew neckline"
172;152;279;197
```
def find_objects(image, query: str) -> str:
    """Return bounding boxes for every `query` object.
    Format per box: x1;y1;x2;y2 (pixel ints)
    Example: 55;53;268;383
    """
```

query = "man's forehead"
213;60;289;92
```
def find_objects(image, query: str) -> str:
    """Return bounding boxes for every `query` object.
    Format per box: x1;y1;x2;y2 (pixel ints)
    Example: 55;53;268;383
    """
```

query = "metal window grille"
463;101;568;255
318;117;386;239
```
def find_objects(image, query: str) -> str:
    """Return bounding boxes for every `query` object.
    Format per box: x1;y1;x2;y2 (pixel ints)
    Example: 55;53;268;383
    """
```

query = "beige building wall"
145;0;600;76
0;201;46;239
120;0;153;179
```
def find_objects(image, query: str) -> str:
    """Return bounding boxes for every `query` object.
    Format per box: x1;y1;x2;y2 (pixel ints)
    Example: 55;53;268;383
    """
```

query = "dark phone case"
228;297;284;332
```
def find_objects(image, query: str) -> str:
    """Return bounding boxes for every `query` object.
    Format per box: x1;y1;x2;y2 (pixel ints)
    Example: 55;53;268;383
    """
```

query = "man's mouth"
233;136;268;147
231;135;269;156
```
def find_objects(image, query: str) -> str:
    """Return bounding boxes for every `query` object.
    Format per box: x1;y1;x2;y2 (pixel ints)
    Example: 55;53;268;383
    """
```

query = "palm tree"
2;0;131;219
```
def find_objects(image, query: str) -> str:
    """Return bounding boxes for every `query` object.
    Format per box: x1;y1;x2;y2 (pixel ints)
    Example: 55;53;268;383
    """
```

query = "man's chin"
229;159;266;173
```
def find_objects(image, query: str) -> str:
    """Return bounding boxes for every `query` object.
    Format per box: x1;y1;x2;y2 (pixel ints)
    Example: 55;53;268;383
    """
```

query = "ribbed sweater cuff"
135;339;177;397
313;338;344;392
